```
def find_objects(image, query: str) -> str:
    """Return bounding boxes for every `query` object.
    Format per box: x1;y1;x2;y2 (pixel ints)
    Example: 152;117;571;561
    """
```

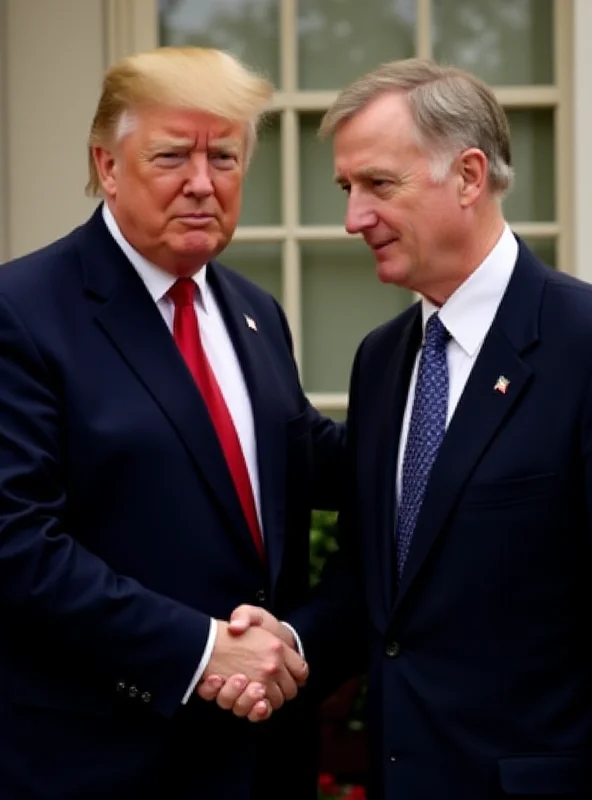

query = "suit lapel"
368;306;422;628
393;242;547;612
77;208;260;563
208;264;287;587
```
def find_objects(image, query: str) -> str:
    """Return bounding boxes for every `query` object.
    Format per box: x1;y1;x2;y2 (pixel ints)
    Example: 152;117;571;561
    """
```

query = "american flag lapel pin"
493;375;510;395
244;314;258;332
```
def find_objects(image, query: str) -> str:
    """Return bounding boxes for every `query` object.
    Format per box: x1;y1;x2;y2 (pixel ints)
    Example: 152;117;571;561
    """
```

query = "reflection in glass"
504;110;554;223
298;0;415;90
301;240;412;393
241;114;281;225
218;241;282;301
521;238;556;269
300;114;346;226
158;0;279;84
432;0;553;85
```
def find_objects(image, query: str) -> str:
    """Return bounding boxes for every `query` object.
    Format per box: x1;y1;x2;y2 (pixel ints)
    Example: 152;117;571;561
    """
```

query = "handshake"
197;606;307;722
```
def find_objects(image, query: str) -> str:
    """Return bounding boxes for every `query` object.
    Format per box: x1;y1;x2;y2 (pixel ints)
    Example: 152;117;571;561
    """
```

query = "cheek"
151;174;186;207
218;177;242;218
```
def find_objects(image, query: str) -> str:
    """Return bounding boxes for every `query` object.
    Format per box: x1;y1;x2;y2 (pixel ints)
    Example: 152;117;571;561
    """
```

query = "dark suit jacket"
293;240;592;799
0;205;344;800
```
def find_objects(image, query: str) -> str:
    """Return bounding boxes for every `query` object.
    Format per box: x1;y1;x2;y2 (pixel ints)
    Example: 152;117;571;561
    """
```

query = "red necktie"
169;278;264;560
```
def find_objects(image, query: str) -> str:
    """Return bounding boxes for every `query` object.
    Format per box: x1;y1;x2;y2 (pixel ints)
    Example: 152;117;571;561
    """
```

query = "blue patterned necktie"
396;313;450;579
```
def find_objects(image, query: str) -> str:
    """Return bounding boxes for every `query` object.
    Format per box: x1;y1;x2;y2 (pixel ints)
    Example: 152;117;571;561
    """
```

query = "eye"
154;152;186;166
210;152;239;168
339;183;351;195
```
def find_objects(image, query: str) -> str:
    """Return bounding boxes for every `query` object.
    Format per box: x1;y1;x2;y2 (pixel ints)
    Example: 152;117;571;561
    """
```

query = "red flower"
344;786;366;800
318;773;340;796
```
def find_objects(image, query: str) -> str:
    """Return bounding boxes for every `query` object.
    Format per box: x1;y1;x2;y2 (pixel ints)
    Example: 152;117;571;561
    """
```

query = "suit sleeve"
287;339;369;700
0;295;210;718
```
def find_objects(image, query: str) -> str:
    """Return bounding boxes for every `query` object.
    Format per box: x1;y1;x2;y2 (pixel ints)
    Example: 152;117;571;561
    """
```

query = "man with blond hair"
210;58;592;799
0;46;343;798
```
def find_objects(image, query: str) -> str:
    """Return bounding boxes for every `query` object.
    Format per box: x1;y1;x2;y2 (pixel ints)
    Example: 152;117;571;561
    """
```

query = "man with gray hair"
214;58;592;799
0;46;344;798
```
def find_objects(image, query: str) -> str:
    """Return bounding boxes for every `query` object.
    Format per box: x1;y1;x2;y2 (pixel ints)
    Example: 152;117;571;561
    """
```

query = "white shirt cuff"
181;617;217;704
280;621;305;660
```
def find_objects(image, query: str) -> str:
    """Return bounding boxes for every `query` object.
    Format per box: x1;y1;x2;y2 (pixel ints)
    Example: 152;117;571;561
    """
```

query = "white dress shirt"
396;224;518;502
102;204;262;702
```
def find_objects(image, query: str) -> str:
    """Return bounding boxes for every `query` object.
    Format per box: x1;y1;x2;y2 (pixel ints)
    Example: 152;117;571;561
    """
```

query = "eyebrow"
344;166;396;180
146;137;194;153
209;137;242;152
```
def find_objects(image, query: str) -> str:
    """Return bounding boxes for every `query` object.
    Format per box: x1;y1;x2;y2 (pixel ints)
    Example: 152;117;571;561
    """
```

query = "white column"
573;0;592;281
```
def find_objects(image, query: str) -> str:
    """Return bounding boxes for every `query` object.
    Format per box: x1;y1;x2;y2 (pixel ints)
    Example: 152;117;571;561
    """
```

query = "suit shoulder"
542;269;592;329
0;227;81;297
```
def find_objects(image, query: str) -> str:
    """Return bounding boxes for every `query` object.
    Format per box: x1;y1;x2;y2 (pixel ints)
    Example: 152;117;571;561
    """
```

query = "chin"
375;260;409;288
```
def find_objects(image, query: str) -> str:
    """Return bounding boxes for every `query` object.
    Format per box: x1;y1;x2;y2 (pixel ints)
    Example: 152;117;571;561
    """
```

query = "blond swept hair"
320;58;514;194
86;46;273;196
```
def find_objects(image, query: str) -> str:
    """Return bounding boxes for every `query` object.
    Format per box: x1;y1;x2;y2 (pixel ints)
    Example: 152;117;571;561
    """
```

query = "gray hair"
320;58;514;194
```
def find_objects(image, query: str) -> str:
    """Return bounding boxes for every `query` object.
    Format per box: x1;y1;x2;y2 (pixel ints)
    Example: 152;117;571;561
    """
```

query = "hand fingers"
197;674;224;701
270;666;298;703
228;604;265;635
283;644;309;687
215;674;250;711
229;682;267;718
247;699;272;723
264;680;285;710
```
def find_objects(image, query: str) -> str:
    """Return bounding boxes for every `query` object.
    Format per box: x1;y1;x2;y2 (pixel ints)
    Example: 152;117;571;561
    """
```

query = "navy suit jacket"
0;206;344;799
293;240;592;799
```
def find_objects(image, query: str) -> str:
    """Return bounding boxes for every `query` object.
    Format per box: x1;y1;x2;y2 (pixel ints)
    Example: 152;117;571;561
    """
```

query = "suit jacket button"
141;691;152;704
128;685;138;698
255;589;266;603
385;642;401;658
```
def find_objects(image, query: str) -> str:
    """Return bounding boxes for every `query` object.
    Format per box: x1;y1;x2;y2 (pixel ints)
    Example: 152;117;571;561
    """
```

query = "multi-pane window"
159;0;571;418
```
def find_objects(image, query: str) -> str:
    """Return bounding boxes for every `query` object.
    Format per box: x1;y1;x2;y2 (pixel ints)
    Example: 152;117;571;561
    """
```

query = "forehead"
132;107;245;145
333;93;421;175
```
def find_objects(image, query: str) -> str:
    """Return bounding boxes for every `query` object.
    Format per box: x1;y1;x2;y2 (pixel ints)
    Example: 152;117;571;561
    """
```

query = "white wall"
1;0;104;261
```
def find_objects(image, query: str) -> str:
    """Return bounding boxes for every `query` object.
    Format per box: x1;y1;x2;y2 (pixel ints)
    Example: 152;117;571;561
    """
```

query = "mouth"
176;214;216;227
369;237;398;253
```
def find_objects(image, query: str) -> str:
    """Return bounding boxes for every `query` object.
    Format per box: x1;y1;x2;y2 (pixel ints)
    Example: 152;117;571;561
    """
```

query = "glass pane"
432;0;554;85
241;114;281;225
504;110;555;223
521;238;556;269
301;240;413;393
219;241;282;300
300;114;346;226
158;0;279;84
321;408;347;422
298;0;416;90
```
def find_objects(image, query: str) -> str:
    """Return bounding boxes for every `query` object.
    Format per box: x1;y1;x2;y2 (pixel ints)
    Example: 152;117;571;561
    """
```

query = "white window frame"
106;0;573;414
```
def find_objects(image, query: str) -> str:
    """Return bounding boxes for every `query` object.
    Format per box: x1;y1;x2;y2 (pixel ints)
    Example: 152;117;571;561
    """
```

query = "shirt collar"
101;203;210;313
421;223;518;356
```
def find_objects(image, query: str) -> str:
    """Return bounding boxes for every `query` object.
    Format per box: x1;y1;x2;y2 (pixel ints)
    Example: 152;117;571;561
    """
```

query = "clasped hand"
198;606;306;722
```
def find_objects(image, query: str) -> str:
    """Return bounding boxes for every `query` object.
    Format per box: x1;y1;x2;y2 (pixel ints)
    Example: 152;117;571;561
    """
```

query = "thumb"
228;604;265;635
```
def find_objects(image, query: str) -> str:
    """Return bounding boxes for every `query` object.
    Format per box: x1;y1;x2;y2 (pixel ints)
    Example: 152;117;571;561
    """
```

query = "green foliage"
309;510;339;587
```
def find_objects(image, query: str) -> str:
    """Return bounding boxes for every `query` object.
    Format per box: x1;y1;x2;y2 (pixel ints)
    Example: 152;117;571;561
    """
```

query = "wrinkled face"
333;93;469;300
94;107;245;275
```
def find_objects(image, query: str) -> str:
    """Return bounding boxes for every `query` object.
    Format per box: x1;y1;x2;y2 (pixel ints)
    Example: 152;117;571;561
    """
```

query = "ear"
92;145;118;199
456;148;488;207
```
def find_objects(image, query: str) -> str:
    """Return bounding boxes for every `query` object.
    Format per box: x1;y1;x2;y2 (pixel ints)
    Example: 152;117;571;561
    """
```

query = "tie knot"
424;313;450;351
169;278;196;308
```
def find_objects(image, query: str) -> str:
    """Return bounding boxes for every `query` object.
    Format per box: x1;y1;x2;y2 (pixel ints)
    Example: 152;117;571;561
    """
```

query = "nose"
183;155;214;198
344;194;377;235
